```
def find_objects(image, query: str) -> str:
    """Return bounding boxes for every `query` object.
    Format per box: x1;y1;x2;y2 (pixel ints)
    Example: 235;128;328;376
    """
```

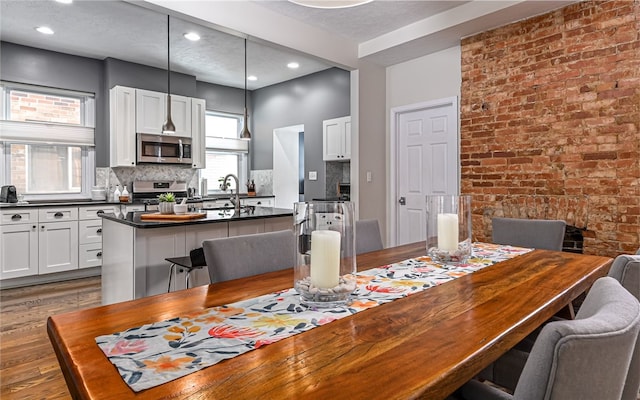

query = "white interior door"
395;98;458;245
273;125;303;210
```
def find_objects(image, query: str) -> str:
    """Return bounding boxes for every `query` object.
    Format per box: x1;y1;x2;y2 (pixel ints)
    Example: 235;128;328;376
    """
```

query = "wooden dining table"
47;242;612;400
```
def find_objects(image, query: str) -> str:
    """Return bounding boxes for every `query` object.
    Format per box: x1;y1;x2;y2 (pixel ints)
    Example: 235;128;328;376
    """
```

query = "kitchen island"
100;207;293;305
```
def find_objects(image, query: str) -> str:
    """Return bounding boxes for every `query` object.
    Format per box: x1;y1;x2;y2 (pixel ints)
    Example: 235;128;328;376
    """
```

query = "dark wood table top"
47;242;612;400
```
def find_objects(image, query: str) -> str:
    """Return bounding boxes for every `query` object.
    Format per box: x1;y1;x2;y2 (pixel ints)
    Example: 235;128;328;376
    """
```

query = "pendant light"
162;15;176;134
240;38;251;140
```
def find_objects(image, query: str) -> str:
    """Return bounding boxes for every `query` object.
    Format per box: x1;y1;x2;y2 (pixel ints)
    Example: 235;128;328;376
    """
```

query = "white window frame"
0;81;96;200
203;111;249;195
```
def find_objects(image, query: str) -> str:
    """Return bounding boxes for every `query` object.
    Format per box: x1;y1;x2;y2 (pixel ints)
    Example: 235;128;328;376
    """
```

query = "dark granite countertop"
100;207;293;229
0;194;274;209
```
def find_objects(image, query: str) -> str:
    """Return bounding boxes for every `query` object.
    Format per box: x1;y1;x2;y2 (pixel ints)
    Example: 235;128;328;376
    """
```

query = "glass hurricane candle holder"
294;201;357;307
426;195;472;263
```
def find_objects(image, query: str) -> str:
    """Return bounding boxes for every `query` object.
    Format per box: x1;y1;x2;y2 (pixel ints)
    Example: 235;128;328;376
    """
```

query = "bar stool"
166;248;207;292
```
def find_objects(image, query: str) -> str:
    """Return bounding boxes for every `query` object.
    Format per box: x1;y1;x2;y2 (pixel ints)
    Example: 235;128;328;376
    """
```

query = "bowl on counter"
173;204;188;215
91;186;107;201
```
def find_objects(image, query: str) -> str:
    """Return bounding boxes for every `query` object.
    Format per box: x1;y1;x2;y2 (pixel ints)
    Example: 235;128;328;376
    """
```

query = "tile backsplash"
249;169;273;196
97;166;273;197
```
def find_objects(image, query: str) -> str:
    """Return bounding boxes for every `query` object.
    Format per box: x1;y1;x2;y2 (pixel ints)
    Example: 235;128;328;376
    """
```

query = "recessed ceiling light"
55;0;73;4
36;26;54;35
247;75;258;81
183;32;200;41
287;62;300;69
289;0;372;8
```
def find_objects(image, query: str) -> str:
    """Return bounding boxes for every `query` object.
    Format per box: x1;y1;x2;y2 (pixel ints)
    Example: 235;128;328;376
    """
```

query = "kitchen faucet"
223;174;241;212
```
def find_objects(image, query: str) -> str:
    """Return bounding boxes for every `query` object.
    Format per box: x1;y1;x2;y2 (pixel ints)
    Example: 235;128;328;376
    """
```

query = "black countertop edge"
100;207;293;229
0;195;275;209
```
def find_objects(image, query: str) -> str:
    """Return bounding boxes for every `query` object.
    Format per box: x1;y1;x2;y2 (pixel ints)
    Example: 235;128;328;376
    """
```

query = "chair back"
355;219;384;255
492;217;566;251
608;254;640;400
513;277;640;400
203;230;295;283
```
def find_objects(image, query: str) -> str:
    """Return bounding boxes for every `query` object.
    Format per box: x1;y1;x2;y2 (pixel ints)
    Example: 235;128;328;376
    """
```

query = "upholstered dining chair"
491;217;566;251
355;219;384;255
202;229;295;283
455;276;640;400
481;253;640;400
607;254;640;400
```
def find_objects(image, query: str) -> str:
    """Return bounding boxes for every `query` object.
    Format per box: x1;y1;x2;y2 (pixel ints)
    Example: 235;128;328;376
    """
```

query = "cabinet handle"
11;214;22;221
97;252;102;258
41;225;45;230
96;210;104;215
97;228;102;234
54;212;64;218
32;225;36;229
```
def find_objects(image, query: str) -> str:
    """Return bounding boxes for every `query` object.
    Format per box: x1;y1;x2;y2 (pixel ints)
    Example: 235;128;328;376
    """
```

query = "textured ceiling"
1;0;577;89
251;0;468;42
0;0;334;90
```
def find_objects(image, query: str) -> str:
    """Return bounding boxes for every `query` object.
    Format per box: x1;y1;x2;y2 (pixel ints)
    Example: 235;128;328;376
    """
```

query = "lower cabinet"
0;223;39;280
0;204;119;283
101;215;293;305
38;221;78;275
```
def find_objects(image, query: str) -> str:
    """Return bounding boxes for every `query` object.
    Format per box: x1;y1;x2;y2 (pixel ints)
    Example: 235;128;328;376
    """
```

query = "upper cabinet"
190;98;206;169
135;89;191;138
109;86;136;167
109;85;205;168
323;116;351;161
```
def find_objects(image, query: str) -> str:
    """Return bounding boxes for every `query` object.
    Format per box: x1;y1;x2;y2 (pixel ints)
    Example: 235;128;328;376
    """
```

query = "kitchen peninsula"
100;207;292;305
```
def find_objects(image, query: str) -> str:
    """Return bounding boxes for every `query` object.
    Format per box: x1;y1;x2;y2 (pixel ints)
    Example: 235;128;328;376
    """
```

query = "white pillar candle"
437;213;459;251
310;230;341;288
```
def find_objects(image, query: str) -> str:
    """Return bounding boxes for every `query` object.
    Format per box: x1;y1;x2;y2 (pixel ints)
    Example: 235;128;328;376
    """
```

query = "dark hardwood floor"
0;277;101;400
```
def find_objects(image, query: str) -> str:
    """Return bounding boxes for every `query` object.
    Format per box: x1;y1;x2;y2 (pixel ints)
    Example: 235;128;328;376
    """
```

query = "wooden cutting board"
140;212;207;221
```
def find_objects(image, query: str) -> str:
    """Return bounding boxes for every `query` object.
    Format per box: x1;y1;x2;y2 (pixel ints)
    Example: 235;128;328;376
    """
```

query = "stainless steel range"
132;181;188;207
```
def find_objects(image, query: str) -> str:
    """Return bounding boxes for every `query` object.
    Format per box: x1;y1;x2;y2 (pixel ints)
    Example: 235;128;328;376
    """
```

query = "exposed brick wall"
460;0;639;257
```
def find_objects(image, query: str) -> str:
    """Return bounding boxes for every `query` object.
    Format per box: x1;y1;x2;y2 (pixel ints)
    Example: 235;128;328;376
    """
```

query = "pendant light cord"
244;39;247;107
167;15;171;95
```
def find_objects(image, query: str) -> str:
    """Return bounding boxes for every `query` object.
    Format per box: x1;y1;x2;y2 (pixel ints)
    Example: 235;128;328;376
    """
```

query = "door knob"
398;197;406;205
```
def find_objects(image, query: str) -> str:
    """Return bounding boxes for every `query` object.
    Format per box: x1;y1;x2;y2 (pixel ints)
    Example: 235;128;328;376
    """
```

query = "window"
201;112;248;194
0;82;95;200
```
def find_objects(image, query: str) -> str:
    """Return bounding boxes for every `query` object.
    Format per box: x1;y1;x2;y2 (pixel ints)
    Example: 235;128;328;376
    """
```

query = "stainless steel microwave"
137;133;192;165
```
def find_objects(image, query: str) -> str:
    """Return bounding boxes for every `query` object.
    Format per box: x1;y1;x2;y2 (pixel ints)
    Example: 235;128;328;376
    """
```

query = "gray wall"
196;81;245;115
0;42;106;163
251;67;350;201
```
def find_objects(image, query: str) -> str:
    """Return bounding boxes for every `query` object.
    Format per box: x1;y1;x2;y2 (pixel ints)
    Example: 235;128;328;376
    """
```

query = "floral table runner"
96;243;531;392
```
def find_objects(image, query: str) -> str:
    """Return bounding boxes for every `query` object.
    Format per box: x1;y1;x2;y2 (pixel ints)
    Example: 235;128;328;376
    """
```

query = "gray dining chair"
482;253;640;400
491;217;566;251
607;254;640;400
355;219;384;255
456;276;640;400
202;229;295;283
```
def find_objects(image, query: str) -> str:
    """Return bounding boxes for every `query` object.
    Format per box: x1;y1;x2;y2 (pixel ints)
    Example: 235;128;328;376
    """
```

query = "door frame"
388;96;459;247
273;124;304;209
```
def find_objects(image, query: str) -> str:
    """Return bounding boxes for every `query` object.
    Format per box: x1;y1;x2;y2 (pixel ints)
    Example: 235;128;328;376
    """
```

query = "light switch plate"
309;171;317;181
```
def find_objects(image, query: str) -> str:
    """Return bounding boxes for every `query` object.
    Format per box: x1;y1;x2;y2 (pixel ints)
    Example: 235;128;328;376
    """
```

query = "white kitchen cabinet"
135;89;164;135
38;220;78;275
323;116;351;161
78;205;112;269
242;197;275;207
109;86;136;167
170;95;192;138
37;207;78;275
191;98;206;168
264;216;291;232
136;89;192;138
0;209;39;280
